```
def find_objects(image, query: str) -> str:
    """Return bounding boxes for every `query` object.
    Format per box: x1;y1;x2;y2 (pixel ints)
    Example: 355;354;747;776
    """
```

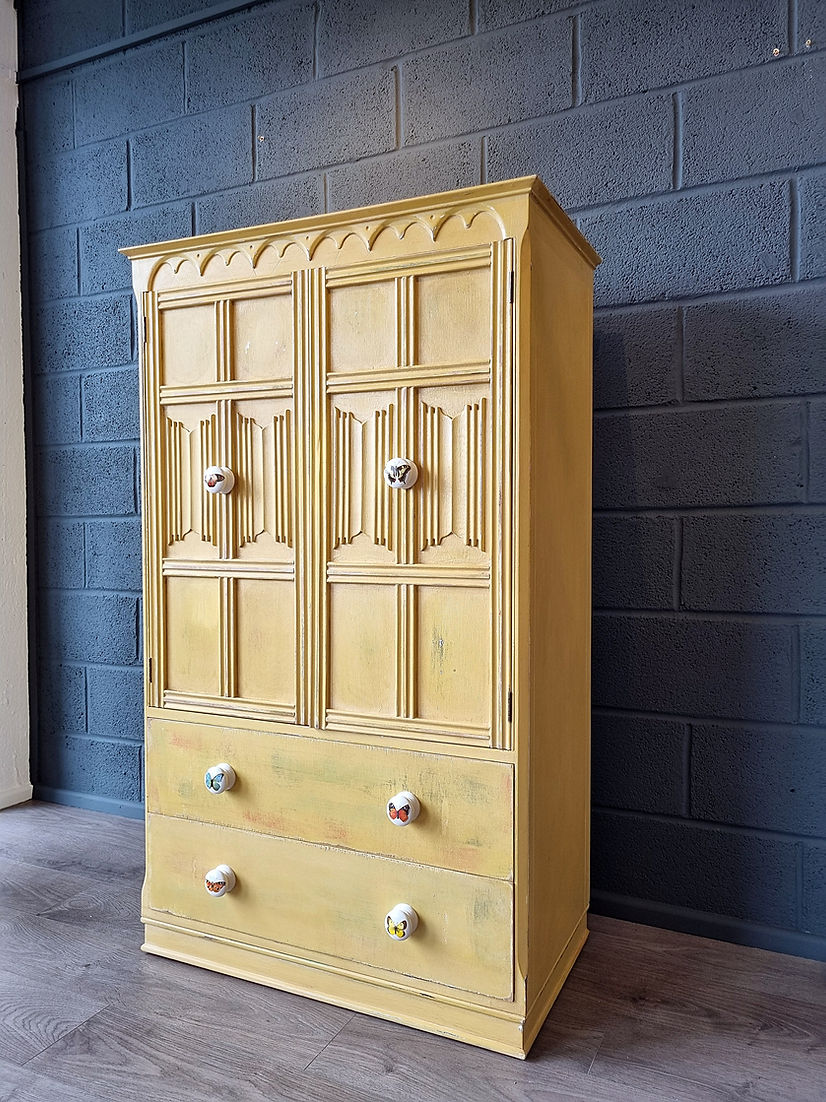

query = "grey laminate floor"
0;801;824;1102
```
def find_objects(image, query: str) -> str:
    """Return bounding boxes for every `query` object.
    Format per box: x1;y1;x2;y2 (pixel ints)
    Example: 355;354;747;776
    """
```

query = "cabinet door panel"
160;304;216;387
328;281;395;373
235;578;295;707
416;267;491;366
328;583;397;717
161;403;220;560
416;384;491;567
165;576;220;696
231;398;294;563
329;392;398;564
416;586;491;730
230;292;292;382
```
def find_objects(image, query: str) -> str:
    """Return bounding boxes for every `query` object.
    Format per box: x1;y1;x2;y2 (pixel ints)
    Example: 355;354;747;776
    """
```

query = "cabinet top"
119;176;600;274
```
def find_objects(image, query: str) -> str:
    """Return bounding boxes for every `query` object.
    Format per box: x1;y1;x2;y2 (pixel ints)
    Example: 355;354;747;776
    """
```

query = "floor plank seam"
584;1031;605;1076
301;1011;358;1073
18;1006;109;1069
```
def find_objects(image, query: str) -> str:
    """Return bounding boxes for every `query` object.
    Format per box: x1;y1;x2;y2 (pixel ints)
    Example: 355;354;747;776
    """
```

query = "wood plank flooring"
0;801;824;1101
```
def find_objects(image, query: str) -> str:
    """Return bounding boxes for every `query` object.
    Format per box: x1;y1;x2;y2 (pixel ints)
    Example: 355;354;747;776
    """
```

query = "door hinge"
508;271;515;304
507;690;513;723
148;657;153;683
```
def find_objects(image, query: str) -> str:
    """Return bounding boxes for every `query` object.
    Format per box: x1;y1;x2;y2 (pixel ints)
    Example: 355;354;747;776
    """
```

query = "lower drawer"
145;813;513;1000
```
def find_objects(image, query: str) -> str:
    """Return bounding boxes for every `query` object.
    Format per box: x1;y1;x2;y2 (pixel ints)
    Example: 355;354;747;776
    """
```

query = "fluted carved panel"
331;402;396;555
163;410;218;552
419;397;488;554
234;408;293;550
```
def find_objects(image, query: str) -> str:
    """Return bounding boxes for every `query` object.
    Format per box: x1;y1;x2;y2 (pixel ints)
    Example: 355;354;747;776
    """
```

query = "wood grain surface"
1;800;825;1100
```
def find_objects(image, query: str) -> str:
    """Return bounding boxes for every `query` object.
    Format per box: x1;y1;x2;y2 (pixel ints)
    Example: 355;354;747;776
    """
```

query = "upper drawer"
146;718;513;880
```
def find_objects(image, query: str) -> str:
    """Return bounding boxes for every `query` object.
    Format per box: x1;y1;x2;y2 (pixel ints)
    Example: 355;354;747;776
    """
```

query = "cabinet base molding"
142;912;588;1059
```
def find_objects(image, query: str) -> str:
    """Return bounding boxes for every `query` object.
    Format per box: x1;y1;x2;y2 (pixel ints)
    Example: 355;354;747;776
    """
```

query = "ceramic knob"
204;864;236;897
386;791;420;826
204;763;236;794
204;465;235;494
385;902;418;940
383;457;418;490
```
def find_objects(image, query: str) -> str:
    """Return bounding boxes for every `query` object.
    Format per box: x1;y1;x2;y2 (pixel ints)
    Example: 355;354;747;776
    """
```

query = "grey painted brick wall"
18;0;826;957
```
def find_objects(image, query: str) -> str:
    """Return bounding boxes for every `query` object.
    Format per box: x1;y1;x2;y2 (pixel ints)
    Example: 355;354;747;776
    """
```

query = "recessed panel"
231;293;292;382
160;304;216;387
232;398;294;563
162;403;220;560
328;392;397;564
416;586;490;730
328;281;395;373
328;583;397;717
165;576;220;697
235;579;296;707
417;267;491;366
416;384;492;566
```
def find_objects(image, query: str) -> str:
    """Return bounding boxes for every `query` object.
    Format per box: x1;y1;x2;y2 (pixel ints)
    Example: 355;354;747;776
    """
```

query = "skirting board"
0;783;32;811
591;891;826;964
34;785;145;820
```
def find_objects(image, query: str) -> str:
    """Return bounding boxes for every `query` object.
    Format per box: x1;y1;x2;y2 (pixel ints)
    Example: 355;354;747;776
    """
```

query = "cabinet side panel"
526;201;594;1007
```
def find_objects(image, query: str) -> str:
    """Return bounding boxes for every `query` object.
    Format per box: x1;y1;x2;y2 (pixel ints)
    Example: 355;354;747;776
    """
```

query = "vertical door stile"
398;273;416;720
143;291;163;709
311;267;327;729
216;299;234;699
492;239;514;751
293;269;309;727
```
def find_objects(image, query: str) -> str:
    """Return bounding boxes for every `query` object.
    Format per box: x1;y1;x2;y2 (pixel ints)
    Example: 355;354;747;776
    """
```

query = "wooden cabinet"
123;177;599;1058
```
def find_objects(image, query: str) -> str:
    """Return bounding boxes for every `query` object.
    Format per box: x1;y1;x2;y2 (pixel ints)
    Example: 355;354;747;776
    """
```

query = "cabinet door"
148;285;302;721
321;244;513;747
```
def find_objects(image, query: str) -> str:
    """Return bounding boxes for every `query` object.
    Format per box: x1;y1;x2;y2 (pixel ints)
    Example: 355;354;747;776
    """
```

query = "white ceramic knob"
383;457;418;490
204;864;236;897
385;902;418;940
204;763;236;794
204;465;235;494
386;791;420;826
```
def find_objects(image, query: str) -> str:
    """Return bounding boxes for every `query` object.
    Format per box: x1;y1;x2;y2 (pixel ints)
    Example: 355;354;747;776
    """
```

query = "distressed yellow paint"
164;576;220;695
230;292;292;382
234;579;295;707
146;814;513;999
328;582;397;716
124;177;598;1058
416;586;490;728
417;266;491;366
160;304;216;387
328;280;396;372
147;718;513;878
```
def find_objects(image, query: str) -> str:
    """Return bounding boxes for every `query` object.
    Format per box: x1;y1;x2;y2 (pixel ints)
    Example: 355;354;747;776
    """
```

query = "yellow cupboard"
122;176;599;1058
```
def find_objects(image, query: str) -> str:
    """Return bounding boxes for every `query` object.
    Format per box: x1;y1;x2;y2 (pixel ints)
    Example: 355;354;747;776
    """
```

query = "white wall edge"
0;783;34;811
0;0;31;807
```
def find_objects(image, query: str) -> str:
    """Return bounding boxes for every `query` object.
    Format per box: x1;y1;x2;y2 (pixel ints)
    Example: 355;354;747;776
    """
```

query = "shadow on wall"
590;285;826;943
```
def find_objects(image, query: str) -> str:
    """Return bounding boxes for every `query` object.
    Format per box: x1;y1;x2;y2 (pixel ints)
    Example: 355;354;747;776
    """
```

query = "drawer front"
147;719;513;879
145;814;513;1000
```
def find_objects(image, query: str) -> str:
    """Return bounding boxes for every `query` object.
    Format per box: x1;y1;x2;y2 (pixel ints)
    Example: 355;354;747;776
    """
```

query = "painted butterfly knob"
385;902;418;940
386;791;420;826
204;465;235;494
383;457;418;490
204;864;236;897
204;763;236;794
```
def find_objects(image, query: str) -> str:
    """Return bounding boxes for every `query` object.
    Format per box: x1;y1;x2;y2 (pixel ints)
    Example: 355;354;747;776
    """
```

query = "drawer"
145;814;513;1000
146;719;513;879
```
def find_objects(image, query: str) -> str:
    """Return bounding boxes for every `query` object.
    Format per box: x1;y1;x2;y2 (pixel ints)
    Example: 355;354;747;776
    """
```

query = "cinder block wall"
18;0;825;958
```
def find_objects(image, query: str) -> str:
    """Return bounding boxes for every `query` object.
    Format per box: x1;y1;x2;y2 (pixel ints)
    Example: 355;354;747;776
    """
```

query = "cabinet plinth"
123;176;599;1059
